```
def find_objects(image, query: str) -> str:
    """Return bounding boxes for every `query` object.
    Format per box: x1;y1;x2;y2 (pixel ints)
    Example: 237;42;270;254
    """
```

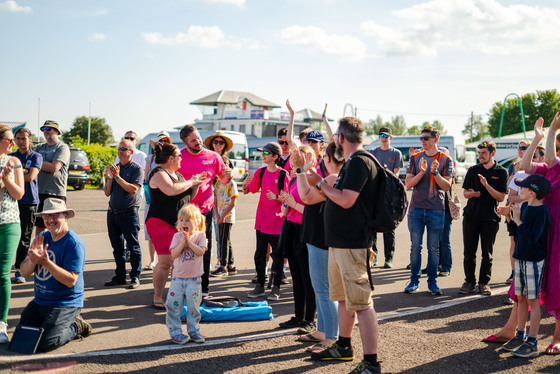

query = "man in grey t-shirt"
34;120;70;233
371;127;403;268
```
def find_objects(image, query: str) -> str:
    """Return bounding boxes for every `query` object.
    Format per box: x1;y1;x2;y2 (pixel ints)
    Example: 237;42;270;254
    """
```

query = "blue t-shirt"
513;202;550;262
33;229;85;308
109;161;143;210
9;150;43;205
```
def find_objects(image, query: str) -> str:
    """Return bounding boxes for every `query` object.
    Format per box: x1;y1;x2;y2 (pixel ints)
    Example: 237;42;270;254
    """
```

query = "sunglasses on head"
379;134;390;139
518;146;527;150
278;140;288;145
118;147;131;151
124;136;136;141
212;139;226;145
262;150;272;155
419;135;433;141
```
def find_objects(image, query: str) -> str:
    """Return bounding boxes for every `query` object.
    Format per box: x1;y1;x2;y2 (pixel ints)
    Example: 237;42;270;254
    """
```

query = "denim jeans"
439;211;453;273
107;209;142;280
408;207;444;285
18;301;81;352
307;244;338;340
166;277;202;337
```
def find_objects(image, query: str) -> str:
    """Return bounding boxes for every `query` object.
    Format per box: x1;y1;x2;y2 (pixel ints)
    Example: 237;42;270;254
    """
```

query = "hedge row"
71;136;117;187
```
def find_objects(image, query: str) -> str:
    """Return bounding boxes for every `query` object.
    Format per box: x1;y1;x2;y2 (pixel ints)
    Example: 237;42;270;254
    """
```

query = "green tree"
364;115;384;136
62;116;114;146
487;90;560;137
462;114;489;143
420;120;447;135
406;125;423;135
387;115;407;135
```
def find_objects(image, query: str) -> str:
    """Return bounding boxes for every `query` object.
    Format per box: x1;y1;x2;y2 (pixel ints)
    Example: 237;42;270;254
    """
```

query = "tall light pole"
87;102;91;145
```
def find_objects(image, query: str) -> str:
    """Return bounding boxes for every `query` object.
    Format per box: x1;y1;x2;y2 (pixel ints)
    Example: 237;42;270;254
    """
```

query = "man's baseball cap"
257;142;282;157
306;130;325;142
379;127;392;136
40;120;61;135
514;174;552;197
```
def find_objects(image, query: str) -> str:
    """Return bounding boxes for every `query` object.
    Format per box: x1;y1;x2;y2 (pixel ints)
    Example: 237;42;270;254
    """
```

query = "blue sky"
1;0;559;142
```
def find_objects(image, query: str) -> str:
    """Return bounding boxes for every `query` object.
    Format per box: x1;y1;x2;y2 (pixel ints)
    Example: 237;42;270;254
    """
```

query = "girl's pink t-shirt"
170;231;207;278
287;180;304;223
246;167;290;235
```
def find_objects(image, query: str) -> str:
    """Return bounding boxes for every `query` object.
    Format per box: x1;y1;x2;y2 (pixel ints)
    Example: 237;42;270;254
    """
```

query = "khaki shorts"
328;247;373;311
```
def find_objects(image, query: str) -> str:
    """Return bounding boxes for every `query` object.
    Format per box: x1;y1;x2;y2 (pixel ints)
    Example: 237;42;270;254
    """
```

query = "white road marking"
1;286;510;363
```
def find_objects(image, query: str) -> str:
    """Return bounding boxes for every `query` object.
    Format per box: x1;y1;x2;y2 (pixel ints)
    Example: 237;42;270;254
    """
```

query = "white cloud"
88;33;106;42
203;0;245;7
141;25;262;49
0;0;31;13
279;25;367;61
361;0;560;58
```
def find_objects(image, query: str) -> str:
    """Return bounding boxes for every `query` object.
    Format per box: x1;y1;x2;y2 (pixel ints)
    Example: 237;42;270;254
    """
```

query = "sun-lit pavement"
1;188;559;373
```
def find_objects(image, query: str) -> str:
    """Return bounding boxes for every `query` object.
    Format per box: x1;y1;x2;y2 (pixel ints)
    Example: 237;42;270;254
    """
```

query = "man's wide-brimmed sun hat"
35;198;75;219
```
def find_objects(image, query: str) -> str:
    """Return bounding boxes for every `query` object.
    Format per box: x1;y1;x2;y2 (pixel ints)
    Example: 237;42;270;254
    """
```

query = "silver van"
138;130;248;183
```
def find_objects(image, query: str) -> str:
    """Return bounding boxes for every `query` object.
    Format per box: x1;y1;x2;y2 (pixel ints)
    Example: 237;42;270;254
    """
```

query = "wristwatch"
316;179;325;190
114;175;121;180
296;167;305;175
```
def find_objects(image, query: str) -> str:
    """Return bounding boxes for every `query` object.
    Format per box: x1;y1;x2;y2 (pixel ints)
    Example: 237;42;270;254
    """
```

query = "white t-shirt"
508;170;529;207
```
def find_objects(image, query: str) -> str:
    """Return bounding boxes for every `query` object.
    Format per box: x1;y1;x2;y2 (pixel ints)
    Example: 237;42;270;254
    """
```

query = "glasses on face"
124;136;136;141
518;146;527;151
43;213;61;220
118;147;131;151
278;140;288;146
173;153;182;158
262;150;272;156
212;139;226;145
379;134;390;139
42;126;53;132
307;139;319;143
419;135;433;141
2;137;15;144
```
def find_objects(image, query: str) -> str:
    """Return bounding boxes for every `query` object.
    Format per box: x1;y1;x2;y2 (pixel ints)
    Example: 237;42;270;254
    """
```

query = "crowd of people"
1;109;560;372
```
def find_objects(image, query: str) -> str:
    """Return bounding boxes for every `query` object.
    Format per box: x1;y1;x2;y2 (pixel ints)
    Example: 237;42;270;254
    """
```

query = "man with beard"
34;121;70;235
18;198;91;352
459;141;507;296
311;117;381;374
177;125;232;296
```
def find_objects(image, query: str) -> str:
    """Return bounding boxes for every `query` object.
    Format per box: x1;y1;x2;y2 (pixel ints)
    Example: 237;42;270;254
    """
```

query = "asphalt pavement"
1;188;559;373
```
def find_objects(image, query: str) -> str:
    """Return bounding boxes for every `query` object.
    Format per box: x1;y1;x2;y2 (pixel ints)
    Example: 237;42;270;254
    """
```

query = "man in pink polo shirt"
178;125;232;296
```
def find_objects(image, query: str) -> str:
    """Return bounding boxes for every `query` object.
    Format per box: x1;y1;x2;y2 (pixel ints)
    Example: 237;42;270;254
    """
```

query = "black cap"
514;174;552;197
257;142;282;157
379;127;392;136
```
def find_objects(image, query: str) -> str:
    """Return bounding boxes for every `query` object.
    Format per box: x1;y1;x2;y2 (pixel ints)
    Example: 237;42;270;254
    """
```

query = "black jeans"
462;218;499;285
202;211;213;294
15;204;37;269
255;231;280;286
287;247;316;322
373;230;395;262
218;222;234;267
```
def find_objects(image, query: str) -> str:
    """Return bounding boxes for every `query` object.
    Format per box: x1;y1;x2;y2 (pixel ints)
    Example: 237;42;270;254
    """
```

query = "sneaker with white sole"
190;332;205;343
171;333;190;344
350;360;381;374
478;284;492;295
248;285;265;298
458;282;475;294
267;285;280;300
0;321;8;344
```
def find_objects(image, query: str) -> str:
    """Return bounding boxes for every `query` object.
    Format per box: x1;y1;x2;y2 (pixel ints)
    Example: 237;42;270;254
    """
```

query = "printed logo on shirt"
203;160;213;165
274;179;278;184
491;176;500;180
35;249;56;281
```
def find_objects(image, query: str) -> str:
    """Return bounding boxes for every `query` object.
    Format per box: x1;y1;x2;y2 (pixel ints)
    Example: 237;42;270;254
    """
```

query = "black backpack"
258;167;288;194
355;150;408;233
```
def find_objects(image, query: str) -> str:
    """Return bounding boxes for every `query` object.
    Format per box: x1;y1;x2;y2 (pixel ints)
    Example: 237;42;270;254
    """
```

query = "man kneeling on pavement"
17;198;91;352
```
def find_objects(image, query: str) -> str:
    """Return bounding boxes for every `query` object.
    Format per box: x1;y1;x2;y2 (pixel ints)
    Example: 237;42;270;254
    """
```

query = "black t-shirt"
324;151;378;248
513;202;550;262
462;161;508;222
301;201;326;249
147;166;193;226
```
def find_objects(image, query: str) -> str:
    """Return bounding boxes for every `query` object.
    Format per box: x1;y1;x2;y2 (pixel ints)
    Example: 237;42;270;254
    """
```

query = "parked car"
67;147;91;190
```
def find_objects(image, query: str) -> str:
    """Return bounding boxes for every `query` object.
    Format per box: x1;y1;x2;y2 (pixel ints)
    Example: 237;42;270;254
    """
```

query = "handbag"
448;178;461;220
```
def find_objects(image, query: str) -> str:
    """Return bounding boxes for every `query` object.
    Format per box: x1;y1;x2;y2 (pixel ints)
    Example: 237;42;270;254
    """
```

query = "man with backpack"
311;117;381;374
404;126;453;296
370;127;403;268
241;142;290;298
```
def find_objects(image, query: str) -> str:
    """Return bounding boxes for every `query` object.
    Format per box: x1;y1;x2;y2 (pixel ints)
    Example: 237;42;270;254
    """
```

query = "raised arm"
286;99;297;149
519;118;544;173
322;103;334;141
545;112;560;166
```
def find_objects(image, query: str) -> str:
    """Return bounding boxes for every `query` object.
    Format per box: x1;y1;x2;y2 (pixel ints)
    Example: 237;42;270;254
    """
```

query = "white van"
137;130;248;183
366;135;465;180
465;137;531;169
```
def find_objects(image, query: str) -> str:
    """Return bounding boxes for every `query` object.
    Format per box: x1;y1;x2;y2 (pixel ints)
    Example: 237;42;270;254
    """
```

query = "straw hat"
204;131;233;153
149;131;172;149
35;198;75;219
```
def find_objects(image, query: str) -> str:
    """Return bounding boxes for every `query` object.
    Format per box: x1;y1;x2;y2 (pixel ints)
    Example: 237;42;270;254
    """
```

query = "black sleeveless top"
300;201;326;250
147;166;193;226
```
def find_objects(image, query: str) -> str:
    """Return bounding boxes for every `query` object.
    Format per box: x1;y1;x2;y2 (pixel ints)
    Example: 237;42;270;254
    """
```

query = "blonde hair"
518;139;531;147
176;204;205;232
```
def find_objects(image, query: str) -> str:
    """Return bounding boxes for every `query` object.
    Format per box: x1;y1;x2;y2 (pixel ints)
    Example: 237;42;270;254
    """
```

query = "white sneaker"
0;321;9;344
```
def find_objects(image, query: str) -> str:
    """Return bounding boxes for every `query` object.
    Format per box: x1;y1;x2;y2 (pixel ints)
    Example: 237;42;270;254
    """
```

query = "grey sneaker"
75;315;92;338
502;336;524;352
267;285;280;300
479;284;492;295
383;259;393;269
248;285;265;298
458;282;475;294
350;360;381;373
189;332;205;343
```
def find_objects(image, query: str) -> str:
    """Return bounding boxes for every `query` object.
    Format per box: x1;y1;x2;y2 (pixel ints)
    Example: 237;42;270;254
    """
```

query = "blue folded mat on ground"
181;301;273;322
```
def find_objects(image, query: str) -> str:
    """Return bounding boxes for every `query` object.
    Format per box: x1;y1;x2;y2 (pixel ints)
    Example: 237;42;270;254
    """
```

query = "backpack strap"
258;167;266;187
259;167;287;194
318;158;328;178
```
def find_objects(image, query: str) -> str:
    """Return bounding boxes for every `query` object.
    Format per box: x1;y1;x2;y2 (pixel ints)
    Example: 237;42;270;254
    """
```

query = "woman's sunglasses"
213;139;226;145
